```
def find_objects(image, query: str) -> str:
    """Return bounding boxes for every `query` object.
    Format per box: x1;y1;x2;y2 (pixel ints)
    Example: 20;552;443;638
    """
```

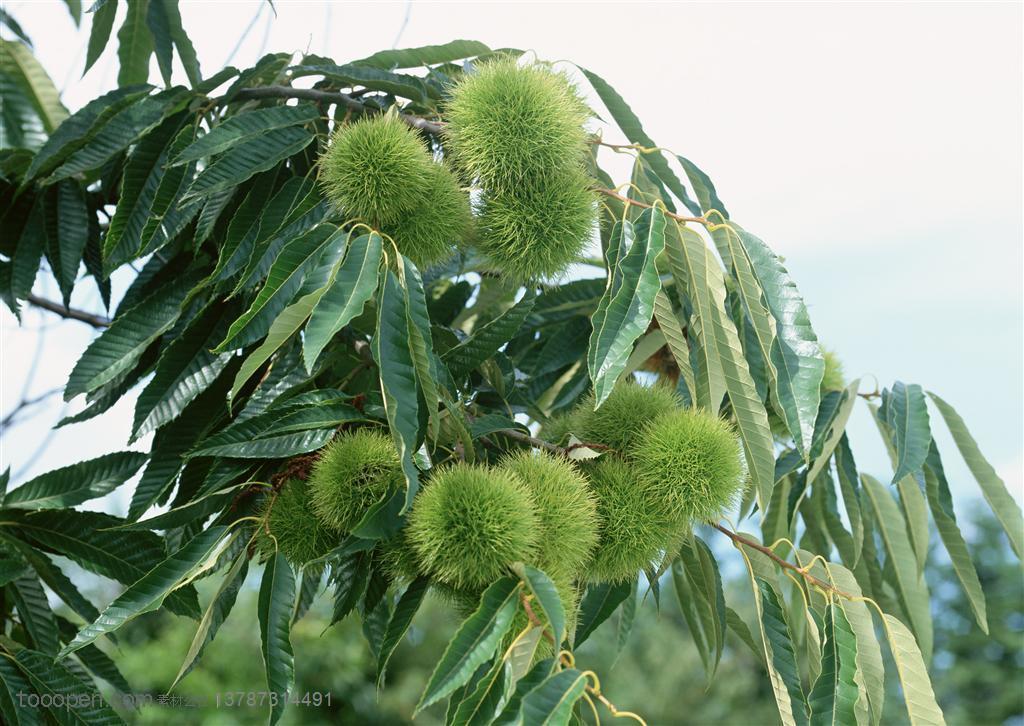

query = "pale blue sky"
2;1;1021;516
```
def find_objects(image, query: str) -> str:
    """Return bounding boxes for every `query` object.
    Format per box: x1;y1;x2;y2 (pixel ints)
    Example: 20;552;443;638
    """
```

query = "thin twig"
25;295;109;328
230;86;444;135
594;187;707;225
709;522;855;599
521;593;557;645
493;427;563;454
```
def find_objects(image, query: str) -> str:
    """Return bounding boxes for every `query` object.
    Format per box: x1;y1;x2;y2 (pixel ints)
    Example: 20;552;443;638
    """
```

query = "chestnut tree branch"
26;295;110;328
230;86;444;135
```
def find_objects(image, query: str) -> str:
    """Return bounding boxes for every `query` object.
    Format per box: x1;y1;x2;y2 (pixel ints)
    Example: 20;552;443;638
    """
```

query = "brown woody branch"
709;522;854;599
26;295;109;328
230;86;444;135
594;187;707;225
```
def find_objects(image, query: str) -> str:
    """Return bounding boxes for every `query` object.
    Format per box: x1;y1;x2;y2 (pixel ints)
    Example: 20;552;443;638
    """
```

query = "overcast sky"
2;1;1021;514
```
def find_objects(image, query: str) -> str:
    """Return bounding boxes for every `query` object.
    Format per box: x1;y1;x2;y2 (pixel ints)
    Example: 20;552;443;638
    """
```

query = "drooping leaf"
303;232;382;370
587;206;666;405
824;563;885;725
64;274;196;399
259;552;296;726
84;0;118;76
883;382;932;484
416;576;520;712
14;648;124;726
373;268;423;510
754;578;808;726
519;668;589;726
676;536;727;680
376;576;429;687
880;614;946;726
669;222;775;508
214;223;339;352
574;579;633;647
2;452;147;509
493;658;555;726
58;526;229;658
514;564;567;646
116;0;154;86
923;446;988;633
291;62;435;103
0;39;67;133
173;104;320;165
444;288;537;377
189;401;361;459
145;0;200;87
447;655;507;726
861;475;933;662
182;125;315;202
808;603;859;726
10;573;60;655
927;391;1023;559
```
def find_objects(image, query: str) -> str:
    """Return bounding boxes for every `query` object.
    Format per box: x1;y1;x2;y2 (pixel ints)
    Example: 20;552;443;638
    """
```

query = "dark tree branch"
26;295;110;328
230;86;445;135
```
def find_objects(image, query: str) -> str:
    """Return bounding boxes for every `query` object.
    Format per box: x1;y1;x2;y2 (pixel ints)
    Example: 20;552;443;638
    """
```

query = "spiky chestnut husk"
379;529;422;585
539;411;583;447
821;348;846;392
630;409;746;523
308;430;403;533
407;463;540;591
258;478;339;567
575;379;681;454
379;161;472;269
583;459;677;584
319;114;433;226
498;451;599;581
476;169;596;283
445;58;591;190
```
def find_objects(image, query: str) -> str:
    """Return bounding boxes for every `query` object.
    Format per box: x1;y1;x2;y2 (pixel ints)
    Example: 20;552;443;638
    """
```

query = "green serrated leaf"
116;0;154;86
587;206;666;405
65;274;196;399
258;552;295;726
824;563;885;725
416;577;520;712
376;576;429;688
58;526;228;658
373;268;422;510
215;223;338;353
174;104;319;165
182;125;315;202
923;446;988;633
189;401;361;459
0;39;67;133
519;668;588;726
755;578;808;726
927;391;1023;559
808;602;859;726
514;564;566;646
0;652;45;726
493;657;554;726
2;452;147;509
861;474;932;662
14;649;124;725
10;573;60;655
350;40;491;68
574;579;633;647
880;613;946;725
84;0;118;76
303;232;382;370
444;289;537;377
884;382;932;484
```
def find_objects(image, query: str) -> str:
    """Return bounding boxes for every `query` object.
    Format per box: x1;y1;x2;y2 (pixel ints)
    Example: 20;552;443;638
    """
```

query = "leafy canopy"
0;7;1019;726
